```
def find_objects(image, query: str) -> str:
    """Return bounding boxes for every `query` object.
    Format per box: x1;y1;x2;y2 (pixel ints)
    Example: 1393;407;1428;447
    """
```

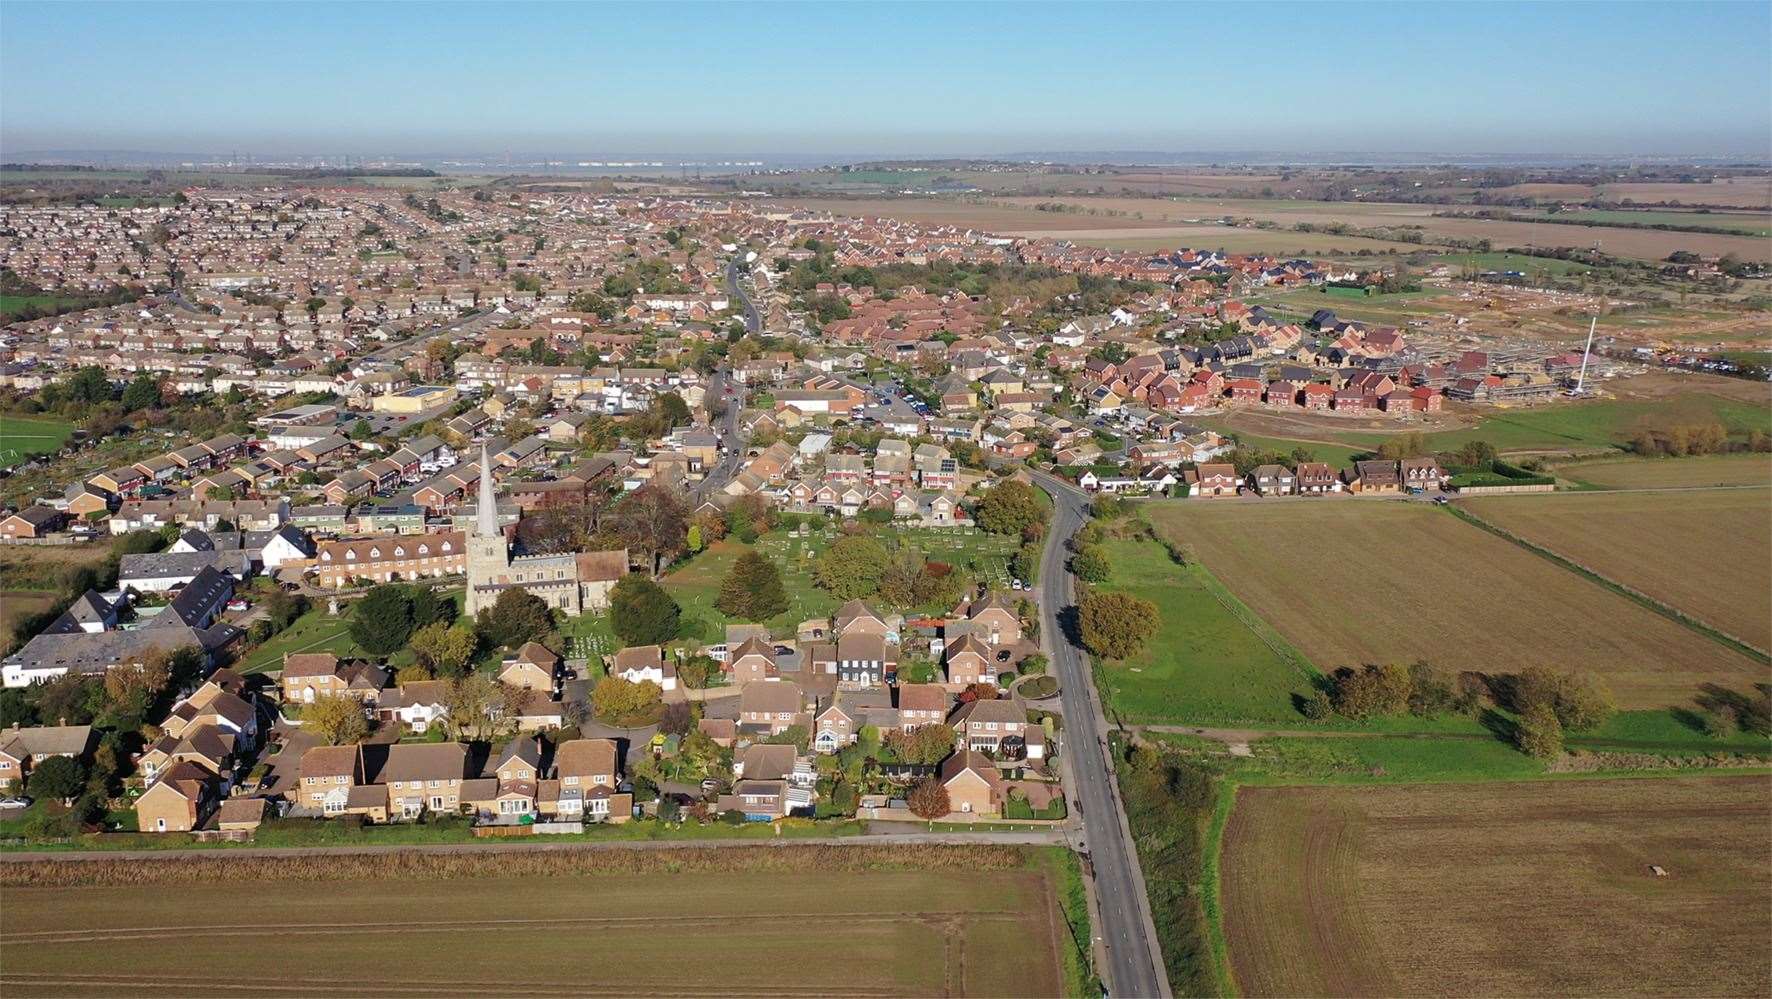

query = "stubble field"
1553;453;1772;490
0;852;1067;998
1220;775;1772;997
1459;487;1772;651
1147;500;1767;707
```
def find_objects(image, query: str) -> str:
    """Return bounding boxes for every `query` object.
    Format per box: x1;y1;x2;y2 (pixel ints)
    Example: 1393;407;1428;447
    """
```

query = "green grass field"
0;414;75;469
1197;424;1372;468
1092;538;1316;726
665;526;1018;640
233;607;361;674
1526;209;1772;237
1215;389;1771;465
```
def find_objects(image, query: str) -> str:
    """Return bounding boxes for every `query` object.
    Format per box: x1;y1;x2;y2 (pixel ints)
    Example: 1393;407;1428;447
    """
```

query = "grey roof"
4;622;235;672
157;566;235;628
119;549;252;582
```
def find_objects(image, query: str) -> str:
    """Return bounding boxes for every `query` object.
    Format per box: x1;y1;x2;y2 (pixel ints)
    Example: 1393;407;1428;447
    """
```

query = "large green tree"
716;550;789;621
814;535;889;599
1078;591;1159;660
348;584;416;655
475;589;552;649
609;574;681;646
974;480;1045;537
409;622;479;677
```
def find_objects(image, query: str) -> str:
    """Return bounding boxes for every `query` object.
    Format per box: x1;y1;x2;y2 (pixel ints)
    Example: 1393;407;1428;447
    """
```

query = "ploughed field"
0;853;1066;997
1460;487;1772;652
1147;500;1767;707
1220;776;1772;997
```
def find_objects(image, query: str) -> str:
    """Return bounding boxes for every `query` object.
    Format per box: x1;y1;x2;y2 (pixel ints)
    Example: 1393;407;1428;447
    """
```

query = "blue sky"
3;1;1768;157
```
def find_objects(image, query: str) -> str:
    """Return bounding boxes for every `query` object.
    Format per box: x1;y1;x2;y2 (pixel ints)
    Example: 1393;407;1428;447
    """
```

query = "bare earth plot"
1461;487;1772;651
0;867;1064;997
1147;500;1767;707
1221;776;1772;998
1555;453;1772;490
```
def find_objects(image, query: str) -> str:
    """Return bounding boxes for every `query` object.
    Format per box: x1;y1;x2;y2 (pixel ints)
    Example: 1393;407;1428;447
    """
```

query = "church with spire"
465;447;630;617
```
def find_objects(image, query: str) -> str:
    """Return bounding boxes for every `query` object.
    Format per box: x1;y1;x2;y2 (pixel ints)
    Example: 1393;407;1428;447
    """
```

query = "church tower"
465;446;509;615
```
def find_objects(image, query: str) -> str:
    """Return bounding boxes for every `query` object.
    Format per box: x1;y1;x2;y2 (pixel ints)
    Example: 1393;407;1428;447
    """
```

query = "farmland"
1554;453;1772;489
1091;538;1314;725
0;415;75;469
1146;500;1767;708
0;846;1071;998
990;194;1772;262
1220;776;1772;997
1460;488;1772;651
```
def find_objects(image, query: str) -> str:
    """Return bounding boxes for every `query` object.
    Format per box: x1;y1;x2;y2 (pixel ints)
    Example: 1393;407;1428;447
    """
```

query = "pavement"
1031;470;1171;999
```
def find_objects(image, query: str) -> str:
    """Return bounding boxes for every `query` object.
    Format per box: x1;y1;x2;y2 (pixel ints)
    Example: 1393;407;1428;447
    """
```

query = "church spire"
476;445;498;538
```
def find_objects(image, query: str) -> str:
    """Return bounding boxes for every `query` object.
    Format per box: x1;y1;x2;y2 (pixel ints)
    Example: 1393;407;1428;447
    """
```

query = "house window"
430;796;445;809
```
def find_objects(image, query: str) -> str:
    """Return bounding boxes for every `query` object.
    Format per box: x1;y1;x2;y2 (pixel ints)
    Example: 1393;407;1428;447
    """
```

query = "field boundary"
1444;503;1771;664
1185;559;1322;686
1201;780;1239;998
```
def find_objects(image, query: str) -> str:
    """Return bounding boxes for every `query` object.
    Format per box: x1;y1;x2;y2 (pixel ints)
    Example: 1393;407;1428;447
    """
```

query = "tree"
907;778;950;819
1510;666;1615;732
1515;701;1564;759
814;535;889;599
303;693;369;746
1078;591;1158;660
877;547;926;607
1070;545;1110;583
26;754;85;803
409;622;478;677
444;673;500;739
1329;663;1413;720
612;484;689;577
120;374;161;412
887;723;959;765
678;654;720;690
609;574;681;646
975;480;1045;537
592;676;664;726
349;418;374;441
475;588;552;649
716;550;789;621
348;586;414;655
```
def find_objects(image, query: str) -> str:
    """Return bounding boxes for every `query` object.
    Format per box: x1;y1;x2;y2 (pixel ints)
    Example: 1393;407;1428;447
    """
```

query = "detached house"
1248;464;1296;496
951;698;1044;765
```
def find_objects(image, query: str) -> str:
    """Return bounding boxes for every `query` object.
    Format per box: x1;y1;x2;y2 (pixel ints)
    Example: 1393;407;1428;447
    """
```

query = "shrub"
907;779;950;819
1300;690;1332;721
1070;545;1110;583
1515;702;1564;759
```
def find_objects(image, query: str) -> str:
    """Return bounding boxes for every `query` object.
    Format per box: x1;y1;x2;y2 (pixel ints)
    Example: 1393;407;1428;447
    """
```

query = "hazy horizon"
4;1;1769;160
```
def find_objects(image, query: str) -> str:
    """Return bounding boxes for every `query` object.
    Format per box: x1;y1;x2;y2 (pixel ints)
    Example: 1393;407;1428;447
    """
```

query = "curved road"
1033;470;1170;999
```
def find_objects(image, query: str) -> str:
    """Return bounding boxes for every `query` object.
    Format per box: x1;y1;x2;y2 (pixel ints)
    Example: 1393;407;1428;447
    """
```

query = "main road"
1032;470;1170;999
